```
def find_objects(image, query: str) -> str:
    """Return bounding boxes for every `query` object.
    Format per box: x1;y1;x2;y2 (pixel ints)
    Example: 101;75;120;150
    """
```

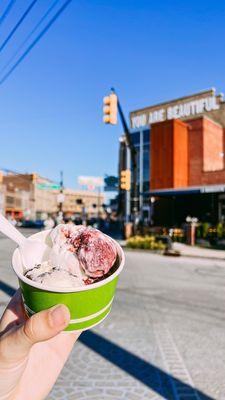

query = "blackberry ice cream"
23;224;118;289
78;228;117;278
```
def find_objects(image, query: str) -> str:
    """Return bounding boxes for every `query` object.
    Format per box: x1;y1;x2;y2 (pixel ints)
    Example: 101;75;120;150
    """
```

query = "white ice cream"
23;224;117;289
24;225;87;288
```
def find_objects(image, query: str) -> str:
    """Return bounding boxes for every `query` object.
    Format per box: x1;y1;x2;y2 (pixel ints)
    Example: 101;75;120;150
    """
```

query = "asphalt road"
0;230;225;399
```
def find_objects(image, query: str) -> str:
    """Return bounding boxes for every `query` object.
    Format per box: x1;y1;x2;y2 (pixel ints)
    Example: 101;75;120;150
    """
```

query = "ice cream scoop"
24;261;84;288
24;224;118;288
52;225;118;279
77;228;117;278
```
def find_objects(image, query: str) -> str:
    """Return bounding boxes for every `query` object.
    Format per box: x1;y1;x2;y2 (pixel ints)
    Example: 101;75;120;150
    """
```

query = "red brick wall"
187;117;225;186
151;120;173;189
173;119;188;187
150;116;225;190
150;119;188;189
202;117;223;172
187;118;203;186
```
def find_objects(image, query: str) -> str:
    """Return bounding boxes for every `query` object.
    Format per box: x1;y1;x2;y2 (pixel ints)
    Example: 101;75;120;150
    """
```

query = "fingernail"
49;304;70;328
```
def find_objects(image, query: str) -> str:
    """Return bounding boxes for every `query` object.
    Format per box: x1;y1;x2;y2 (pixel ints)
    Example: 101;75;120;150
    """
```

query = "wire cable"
0;0;38;53
0;0;60;74
0;0;72;85
0;0;16;28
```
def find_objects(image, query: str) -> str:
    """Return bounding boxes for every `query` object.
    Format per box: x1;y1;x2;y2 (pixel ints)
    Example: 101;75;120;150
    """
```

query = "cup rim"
12;228;125;293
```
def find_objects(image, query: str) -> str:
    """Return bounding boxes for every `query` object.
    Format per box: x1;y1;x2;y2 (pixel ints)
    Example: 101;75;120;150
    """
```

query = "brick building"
2;173;58;219
62;189;104;220
125;88;225;225
0;173;105;221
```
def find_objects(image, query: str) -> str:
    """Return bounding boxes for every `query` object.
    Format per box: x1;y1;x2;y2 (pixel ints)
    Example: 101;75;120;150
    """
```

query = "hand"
0;290;81;400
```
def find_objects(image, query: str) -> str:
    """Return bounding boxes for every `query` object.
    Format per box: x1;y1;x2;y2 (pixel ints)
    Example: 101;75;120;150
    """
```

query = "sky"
0;0;225;189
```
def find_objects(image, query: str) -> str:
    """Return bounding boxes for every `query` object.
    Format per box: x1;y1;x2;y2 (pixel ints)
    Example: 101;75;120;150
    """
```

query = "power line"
0;0;38;53
0;0;16;27
1;0;60;75
0;0;72;85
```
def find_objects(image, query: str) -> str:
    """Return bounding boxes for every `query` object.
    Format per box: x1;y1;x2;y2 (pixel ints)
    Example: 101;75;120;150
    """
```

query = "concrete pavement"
173;242;225;260
0;232;224;399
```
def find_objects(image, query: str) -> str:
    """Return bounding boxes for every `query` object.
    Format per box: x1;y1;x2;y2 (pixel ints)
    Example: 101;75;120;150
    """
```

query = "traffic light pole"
58;170;64;214
111;88;139;233
126;147;131;222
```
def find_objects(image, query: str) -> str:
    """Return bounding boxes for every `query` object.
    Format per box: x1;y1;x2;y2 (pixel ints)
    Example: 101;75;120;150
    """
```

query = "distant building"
120;88;225;225
2;173;58;219
63;189;104;220
0;172;105;221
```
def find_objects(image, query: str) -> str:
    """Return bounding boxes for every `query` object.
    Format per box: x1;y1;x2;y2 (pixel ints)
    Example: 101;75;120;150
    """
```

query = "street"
0;232;225;399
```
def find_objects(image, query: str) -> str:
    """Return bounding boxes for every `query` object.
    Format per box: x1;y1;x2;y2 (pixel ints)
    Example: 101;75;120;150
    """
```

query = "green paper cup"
12;229;125;331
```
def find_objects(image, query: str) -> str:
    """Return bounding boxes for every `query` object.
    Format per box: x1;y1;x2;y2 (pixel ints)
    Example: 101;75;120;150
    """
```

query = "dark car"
21;220;44;229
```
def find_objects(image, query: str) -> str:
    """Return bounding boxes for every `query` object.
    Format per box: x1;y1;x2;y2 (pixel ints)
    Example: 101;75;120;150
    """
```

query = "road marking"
154;322;201;400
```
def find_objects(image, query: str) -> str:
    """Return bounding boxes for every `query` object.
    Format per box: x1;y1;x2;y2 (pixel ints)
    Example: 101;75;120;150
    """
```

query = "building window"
143;144;150;191
130;129;150;192
6;196;14;205
131;131;140;145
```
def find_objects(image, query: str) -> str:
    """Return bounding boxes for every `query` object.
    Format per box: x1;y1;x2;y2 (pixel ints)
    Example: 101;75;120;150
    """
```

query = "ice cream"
24;224;117;289
78;228;117;278
24;261;83;288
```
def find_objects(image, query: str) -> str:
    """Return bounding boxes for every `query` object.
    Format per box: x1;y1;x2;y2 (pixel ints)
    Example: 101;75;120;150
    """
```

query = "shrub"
202;222;210;239
126;235;166;251
217;222;224;239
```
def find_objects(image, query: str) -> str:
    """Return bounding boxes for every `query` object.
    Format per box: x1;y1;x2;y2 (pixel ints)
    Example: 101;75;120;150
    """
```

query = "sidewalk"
118;240;225;260
173;242;225;260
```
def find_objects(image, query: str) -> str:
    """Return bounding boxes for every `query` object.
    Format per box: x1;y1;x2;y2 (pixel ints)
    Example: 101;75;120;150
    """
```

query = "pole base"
124;222;133;239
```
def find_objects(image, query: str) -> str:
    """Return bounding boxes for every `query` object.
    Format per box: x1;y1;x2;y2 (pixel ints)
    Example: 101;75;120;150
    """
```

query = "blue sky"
0;0;225;188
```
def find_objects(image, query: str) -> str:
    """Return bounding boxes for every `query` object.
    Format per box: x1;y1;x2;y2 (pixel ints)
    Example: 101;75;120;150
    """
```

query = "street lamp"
150;196;155;225
185;216;198;246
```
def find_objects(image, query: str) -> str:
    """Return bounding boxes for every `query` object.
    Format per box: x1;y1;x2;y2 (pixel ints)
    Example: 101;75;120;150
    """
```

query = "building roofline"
130;88;217;116
186;114;224;128
144;183;225;196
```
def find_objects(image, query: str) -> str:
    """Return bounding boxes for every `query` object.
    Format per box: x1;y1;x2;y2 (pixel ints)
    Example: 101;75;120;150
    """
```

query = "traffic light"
103;93;117;125
120;169;131;191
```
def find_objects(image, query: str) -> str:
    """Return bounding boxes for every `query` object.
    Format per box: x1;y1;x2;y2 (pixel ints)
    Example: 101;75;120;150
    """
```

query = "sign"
200;185;225;193
78;176;104;188
36;183;61;190
131;89;222;129
57;193;65;203
104;175;118;191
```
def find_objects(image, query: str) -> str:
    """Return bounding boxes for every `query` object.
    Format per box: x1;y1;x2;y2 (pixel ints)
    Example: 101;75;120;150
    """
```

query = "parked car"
21;220;44;229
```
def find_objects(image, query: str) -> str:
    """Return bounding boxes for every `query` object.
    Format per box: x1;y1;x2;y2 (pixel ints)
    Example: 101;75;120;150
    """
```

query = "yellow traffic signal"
120;169;131;191
103;93;117;125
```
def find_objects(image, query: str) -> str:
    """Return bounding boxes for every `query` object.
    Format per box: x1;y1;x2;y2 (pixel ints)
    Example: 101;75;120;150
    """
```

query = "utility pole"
126;147;131;223
97;186;101;225
111;88;139;234
57;170;64;222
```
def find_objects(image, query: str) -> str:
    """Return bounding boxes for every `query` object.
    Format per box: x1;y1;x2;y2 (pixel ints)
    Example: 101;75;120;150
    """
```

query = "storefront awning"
143;184;225;197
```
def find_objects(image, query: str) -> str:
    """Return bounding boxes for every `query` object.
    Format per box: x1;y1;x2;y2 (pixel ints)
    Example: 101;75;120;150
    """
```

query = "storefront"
123;88;225;226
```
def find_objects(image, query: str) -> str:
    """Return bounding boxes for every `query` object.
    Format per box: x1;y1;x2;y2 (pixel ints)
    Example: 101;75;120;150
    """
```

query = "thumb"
1;304;70;363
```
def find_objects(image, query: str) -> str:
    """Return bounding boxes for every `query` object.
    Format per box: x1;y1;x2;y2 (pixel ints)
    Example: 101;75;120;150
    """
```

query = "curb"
123;247;164;255
123;246;225;261
177;253;225;261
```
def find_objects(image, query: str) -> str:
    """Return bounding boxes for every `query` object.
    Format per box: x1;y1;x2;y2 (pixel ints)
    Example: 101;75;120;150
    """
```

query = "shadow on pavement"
0;281;214;400
0;280;17;297
80;331;214;399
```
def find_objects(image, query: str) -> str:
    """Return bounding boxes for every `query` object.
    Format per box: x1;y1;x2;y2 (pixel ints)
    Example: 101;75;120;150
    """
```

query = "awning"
143;183;225;197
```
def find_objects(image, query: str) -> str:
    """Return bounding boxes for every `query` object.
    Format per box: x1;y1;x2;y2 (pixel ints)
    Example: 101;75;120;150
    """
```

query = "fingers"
0;304;70;364
0;289;27;334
